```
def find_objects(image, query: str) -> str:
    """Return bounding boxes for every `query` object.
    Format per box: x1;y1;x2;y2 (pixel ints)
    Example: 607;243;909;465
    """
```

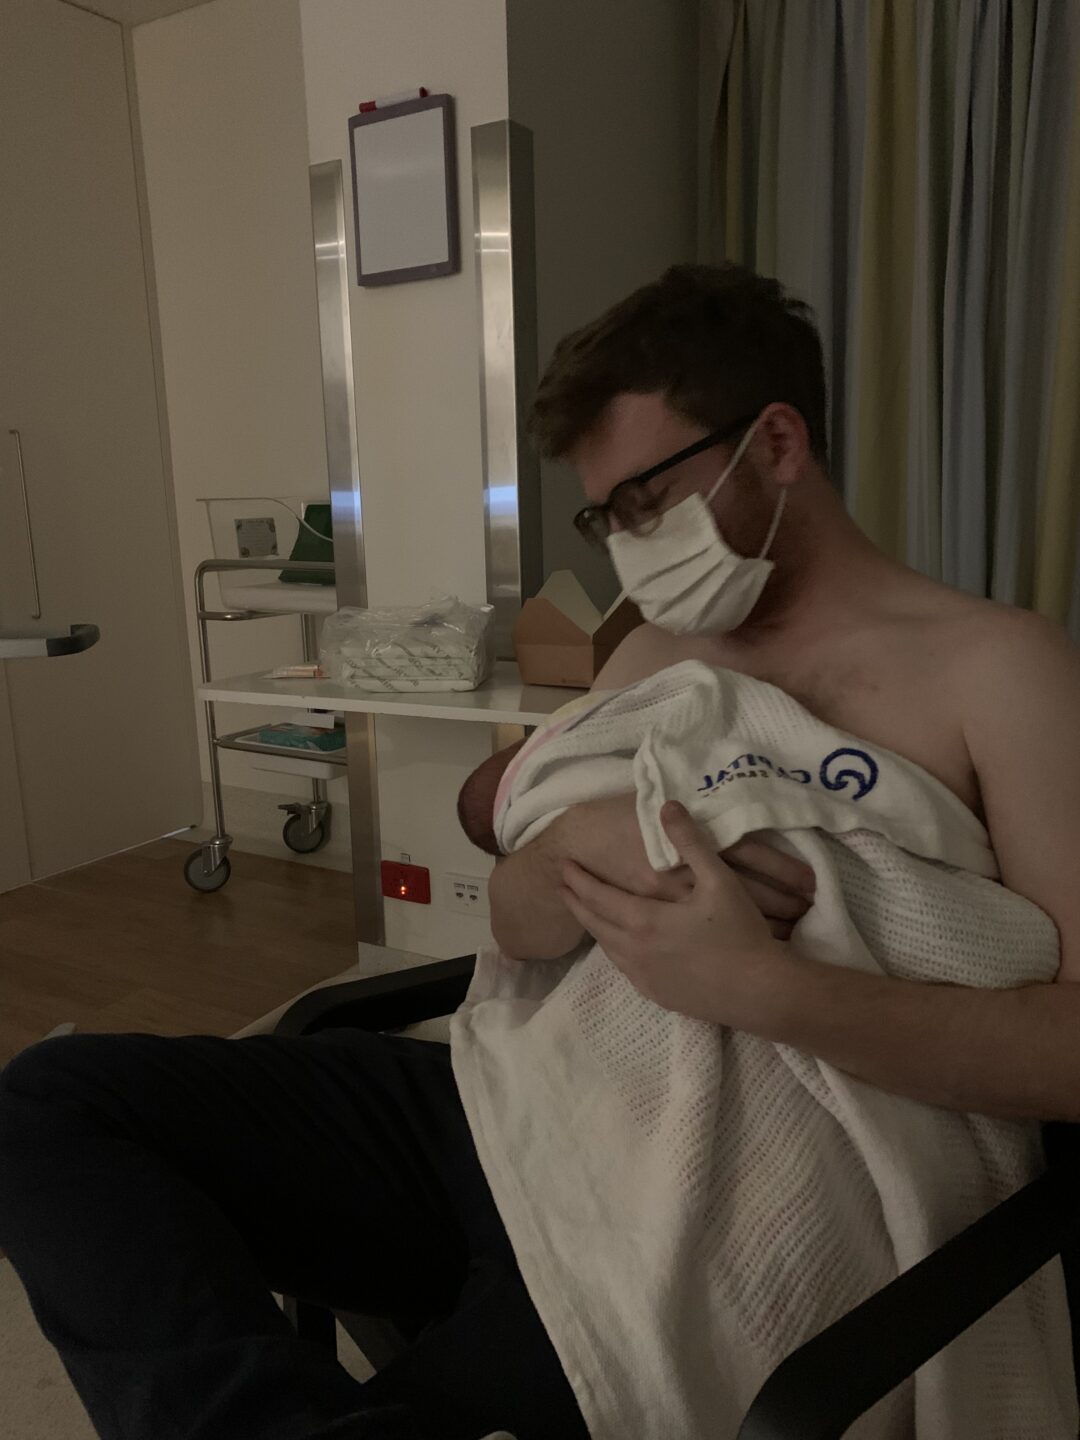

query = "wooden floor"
0;838;357;1069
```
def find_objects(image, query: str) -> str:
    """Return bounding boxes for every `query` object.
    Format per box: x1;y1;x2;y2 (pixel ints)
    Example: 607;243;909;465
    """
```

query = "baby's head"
457;740;525;856
457;775;501;856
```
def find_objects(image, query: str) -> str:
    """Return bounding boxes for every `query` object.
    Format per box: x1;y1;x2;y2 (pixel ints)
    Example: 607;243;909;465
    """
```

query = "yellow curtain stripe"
1033;56;1080;624
853;0;918;563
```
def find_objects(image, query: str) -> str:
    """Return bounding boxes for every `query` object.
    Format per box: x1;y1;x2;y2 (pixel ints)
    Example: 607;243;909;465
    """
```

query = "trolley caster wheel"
184;850;232;893
282;815;329;854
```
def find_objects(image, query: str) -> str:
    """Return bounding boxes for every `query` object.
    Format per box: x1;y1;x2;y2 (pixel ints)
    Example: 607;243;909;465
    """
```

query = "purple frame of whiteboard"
347;93;460;287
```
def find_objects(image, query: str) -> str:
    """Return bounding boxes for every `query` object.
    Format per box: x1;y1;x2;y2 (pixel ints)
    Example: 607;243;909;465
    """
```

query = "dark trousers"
0;1028;590;1440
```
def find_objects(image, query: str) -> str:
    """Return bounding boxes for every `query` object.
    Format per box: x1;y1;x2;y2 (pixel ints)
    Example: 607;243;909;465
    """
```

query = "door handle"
0;623;99;659
8;428;42;619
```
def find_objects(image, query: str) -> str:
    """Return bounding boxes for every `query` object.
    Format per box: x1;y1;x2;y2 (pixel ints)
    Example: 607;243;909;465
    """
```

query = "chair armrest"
273;954;476;1038
737;1166;1080;1440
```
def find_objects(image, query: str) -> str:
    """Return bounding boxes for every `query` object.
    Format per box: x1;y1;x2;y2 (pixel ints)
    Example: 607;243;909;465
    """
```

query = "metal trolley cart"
186;555;340;893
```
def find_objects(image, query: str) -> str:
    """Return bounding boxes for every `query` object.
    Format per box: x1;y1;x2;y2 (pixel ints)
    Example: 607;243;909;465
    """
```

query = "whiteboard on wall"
348;94;460;287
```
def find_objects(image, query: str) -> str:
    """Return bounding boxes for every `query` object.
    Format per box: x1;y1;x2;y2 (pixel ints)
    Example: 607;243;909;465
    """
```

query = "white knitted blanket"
448;661;1078;1439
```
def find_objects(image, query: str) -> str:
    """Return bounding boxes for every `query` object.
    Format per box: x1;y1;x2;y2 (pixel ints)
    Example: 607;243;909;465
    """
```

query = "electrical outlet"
445;872;489;918
380;860;430;904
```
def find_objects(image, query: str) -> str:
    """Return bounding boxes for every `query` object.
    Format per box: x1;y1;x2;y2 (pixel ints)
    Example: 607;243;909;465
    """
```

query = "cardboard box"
513;571;643;688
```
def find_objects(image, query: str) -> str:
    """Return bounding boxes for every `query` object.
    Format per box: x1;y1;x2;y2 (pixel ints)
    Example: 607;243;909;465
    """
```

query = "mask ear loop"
704;417;787;561
757;486;787;560
703;417;761;507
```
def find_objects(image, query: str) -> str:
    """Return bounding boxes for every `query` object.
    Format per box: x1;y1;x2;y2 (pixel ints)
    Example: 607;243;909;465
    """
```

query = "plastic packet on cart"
319;598;494;692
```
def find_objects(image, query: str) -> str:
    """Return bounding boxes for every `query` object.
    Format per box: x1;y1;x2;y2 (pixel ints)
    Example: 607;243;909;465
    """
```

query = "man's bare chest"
679;629;985;823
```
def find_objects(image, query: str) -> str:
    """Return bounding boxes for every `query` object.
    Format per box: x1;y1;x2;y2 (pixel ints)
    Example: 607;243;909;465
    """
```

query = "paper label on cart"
234;517;278;558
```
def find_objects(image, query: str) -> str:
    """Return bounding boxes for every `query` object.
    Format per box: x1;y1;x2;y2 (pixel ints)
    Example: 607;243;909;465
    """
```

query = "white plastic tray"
223;581;338;615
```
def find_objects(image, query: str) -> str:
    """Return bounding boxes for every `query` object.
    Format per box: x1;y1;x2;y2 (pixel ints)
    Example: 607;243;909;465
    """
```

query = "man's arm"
770;610;1080;1119
961;609;1080;985
745;952;1080;1122
708;610;1080;1120
488;816;589;960
488;795;697;959
488;794;817;962
769;608;1080;1118
559;608;1080;1120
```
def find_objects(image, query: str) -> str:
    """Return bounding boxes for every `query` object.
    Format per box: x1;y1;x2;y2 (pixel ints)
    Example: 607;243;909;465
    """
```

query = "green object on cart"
255;723;345;752
279;503;334;585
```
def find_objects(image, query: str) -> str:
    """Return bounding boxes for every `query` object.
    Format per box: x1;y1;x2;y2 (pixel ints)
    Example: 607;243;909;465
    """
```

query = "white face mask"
606;419;786;635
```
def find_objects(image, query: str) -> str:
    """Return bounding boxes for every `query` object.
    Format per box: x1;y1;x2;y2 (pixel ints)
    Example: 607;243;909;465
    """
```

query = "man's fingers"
563;860;642;932
646;863;695;901
561;885;629;953
660;802;724;883
721;836;816;897
731;871;812;922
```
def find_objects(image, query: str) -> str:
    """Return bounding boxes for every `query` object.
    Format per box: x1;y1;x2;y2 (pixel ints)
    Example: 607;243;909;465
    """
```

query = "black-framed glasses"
572;413;759;550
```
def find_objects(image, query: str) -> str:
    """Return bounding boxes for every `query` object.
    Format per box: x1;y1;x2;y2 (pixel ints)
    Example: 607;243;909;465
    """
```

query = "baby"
457;739;525;857
455;649;818;936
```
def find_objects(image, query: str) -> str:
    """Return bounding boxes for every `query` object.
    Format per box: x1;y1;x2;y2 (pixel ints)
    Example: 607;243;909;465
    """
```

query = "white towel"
449;661;1078;1439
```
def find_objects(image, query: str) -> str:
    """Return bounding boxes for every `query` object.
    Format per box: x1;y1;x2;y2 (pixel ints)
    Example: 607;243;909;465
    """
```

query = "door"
0;0;200;885
0;667;31;892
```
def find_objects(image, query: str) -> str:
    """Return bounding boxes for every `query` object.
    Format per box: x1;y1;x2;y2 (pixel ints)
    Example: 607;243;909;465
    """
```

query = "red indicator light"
380;861;431;904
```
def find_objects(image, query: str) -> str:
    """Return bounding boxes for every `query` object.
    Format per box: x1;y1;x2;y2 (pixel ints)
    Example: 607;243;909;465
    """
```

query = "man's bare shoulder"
592;622;684;691
945;594;1078;739
949;594;1075;675
947;594;1080;977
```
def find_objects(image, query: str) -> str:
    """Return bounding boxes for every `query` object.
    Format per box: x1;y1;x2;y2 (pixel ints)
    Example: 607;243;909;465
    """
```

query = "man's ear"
753;403;810;488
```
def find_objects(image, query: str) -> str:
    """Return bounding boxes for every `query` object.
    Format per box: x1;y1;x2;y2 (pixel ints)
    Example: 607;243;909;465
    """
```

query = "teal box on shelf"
255;723;345;752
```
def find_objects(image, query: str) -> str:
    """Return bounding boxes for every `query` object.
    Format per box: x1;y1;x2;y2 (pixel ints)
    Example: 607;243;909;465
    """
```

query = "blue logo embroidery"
819;748;879;800
697;746;879;800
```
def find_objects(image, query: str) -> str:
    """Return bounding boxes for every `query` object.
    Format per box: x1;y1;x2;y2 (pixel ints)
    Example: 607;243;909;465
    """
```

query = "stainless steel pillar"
472;121;542;659
309;159;383;945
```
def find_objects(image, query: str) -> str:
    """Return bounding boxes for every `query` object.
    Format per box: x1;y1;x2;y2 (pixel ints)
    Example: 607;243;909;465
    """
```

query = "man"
1;264;1075;1440
462;261;1080;1128
450;264;1080;1436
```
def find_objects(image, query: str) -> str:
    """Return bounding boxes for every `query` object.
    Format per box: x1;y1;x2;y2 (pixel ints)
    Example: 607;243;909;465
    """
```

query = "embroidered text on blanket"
696;745;881;798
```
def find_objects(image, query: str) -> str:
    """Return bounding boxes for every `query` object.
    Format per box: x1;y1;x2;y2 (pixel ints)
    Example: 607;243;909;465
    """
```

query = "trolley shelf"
187;553;340;892
188;552;584;896
214;728;347;768
197;660;579;727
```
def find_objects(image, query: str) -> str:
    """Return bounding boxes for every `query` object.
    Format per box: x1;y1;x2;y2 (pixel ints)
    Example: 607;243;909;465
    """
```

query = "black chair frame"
272;955;1080;1439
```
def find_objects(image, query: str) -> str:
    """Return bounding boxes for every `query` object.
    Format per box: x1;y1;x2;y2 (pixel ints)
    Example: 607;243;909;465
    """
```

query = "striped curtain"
702;0;1080;639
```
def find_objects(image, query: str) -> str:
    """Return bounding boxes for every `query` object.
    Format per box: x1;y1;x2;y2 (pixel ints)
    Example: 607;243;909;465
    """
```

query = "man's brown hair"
528;262;829;466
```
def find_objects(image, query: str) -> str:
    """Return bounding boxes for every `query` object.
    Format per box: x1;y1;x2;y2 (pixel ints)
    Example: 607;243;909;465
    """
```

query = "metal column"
472;121;542;658
309;159;383;945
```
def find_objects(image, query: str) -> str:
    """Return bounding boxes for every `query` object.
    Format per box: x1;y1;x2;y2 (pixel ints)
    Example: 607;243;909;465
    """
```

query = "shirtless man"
459;261;1080;1125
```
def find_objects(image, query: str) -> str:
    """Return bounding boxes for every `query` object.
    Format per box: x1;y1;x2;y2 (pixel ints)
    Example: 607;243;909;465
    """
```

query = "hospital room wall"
296;0;508;956
134;0;514;948
132;0;354;869
506;0;699;613
133;0;698;958
295;0;700;957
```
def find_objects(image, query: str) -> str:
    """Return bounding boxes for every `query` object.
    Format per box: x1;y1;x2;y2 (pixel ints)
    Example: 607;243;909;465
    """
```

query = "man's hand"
561;801;797;1028
565;793;816;939
489;790;816;962
560;793;693;901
